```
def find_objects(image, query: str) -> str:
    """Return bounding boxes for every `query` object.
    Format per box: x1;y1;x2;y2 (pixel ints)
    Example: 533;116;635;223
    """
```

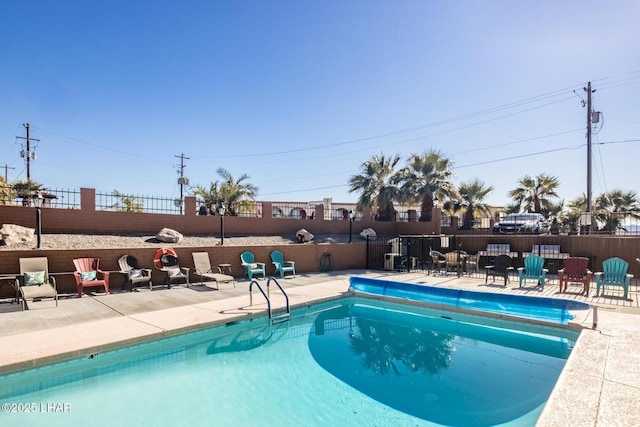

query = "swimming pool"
0;297;578;426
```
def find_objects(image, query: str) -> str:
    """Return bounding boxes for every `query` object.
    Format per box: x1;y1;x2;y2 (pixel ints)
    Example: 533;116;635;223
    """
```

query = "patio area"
1;269;639;426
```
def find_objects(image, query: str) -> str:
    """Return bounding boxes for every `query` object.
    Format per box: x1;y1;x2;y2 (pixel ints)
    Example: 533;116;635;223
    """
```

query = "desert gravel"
0;233;354;250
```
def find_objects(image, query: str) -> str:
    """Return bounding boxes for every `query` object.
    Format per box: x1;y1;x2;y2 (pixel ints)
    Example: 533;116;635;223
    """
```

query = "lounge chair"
191;252;235;289
240;251;266;280
154;248;189;287
558;257;592;295
270;250;295;278
595;257;633;299
118;255;152;291
73;258;110;297
18;257;58;310
518;255;548;290
485;254;514;286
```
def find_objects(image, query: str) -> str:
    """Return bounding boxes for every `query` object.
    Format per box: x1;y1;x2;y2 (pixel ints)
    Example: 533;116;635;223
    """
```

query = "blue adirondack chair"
240;251;266;280
595;257;633;299
270;250;295;278
517;255;548;290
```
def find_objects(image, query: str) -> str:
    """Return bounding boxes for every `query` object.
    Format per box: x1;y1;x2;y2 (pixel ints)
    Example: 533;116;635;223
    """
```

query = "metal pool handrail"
249;277;290;323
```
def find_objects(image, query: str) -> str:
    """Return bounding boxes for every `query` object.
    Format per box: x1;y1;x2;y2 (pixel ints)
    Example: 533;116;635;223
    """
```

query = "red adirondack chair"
558;257;592;295
73;258;110;297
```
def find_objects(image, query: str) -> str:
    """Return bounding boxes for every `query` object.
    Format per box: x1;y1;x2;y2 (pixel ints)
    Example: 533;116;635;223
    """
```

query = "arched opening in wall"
334;208;349;220
289;208;307;219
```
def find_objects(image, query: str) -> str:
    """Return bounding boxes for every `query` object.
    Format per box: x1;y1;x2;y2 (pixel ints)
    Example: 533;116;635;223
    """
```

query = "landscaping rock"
296;228;314;243
0;224;36;246
156;228;183;243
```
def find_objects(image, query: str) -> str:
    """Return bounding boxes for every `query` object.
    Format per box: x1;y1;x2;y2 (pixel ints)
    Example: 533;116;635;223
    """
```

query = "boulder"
296;228;314;243
156;228;183;243
360;228;377;240
0;224;36;246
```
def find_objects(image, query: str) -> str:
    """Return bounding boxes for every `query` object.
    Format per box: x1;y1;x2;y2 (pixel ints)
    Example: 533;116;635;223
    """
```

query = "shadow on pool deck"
1;269;639;426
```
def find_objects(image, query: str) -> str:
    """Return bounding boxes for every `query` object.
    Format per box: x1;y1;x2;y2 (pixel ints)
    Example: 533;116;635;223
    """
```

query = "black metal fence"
271;202;316;219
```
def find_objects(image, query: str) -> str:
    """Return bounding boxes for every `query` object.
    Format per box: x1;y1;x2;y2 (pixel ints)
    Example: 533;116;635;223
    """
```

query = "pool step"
271;312;291;324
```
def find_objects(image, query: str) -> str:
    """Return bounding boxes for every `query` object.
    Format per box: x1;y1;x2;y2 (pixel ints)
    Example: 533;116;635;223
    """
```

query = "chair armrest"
96;269;110;280
517;267;524;272
257;263;266;268
285;261;295;266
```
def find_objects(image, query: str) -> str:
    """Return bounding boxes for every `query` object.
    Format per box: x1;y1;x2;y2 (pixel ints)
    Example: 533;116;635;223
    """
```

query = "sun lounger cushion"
24;271;46;286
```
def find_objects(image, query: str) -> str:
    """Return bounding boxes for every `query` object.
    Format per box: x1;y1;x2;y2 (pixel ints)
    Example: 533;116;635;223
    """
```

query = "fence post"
366;236;370;269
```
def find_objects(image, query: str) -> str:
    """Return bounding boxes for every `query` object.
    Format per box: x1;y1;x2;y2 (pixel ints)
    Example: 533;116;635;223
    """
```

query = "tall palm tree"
401;150;456;222
349;154;403;221
508;173;560;215
593;189;640;234
216;168;258;216
444;179;493;229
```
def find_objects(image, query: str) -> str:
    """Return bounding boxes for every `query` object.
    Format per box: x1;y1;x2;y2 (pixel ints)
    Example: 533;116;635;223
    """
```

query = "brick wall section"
0;188;441;236
0;242;366;297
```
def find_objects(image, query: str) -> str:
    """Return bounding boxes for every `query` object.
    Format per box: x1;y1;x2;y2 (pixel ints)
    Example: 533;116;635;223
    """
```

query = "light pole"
33;192;44;249
348;210;354;243
218;202;226;245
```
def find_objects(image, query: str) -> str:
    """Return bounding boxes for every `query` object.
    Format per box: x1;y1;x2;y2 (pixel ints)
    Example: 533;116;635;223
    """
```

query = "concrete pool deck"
1;269;639;426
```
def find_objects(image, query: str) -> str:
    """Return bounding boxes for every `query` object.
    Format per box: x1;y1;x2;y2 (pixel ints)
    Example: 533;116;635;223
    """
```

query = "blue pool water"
0;297;578;426
349;276;590;324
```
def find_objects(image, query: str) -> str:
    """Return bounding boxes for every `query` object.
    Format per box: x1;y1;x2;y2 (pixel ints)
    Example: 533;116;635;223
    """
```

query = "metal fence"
0;186;80;209
271;202;316;219
95;191;182;214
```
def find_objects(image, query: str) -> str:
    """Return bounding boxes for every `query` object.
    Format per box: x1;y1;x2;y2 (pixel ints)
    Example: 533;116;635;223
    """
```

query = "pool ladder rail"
249;277;291;324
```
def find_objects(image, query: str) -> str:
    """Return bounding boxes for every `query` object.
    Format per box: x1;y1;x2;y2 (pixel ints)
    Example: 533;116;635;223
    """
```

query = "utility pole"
3;165;15;182
585;82;594;215
174;153;189;214
17;123;40;181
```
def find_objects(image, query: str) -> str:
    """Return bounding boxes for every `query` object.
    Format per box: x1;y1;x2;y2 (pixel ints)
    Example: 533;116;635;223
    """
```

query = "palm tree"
11;179;44;206
508;173;560;215
401;150;456;222
216;168;258;216
192;168;258;216
593;190;640;234
191;181;221;214
554;194;589;234
444;179;493;229
349;154;403;221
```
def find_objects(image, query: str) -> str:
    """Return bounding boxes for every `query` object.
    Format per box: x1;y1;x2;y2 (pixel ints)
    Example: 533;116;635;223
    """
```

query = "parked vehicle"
492;213;550;234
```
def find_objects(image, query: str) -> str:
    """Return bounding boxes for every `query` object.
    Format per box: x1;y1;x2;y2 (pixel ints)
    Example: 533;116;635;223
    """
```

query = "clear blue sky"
2;1;639;208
